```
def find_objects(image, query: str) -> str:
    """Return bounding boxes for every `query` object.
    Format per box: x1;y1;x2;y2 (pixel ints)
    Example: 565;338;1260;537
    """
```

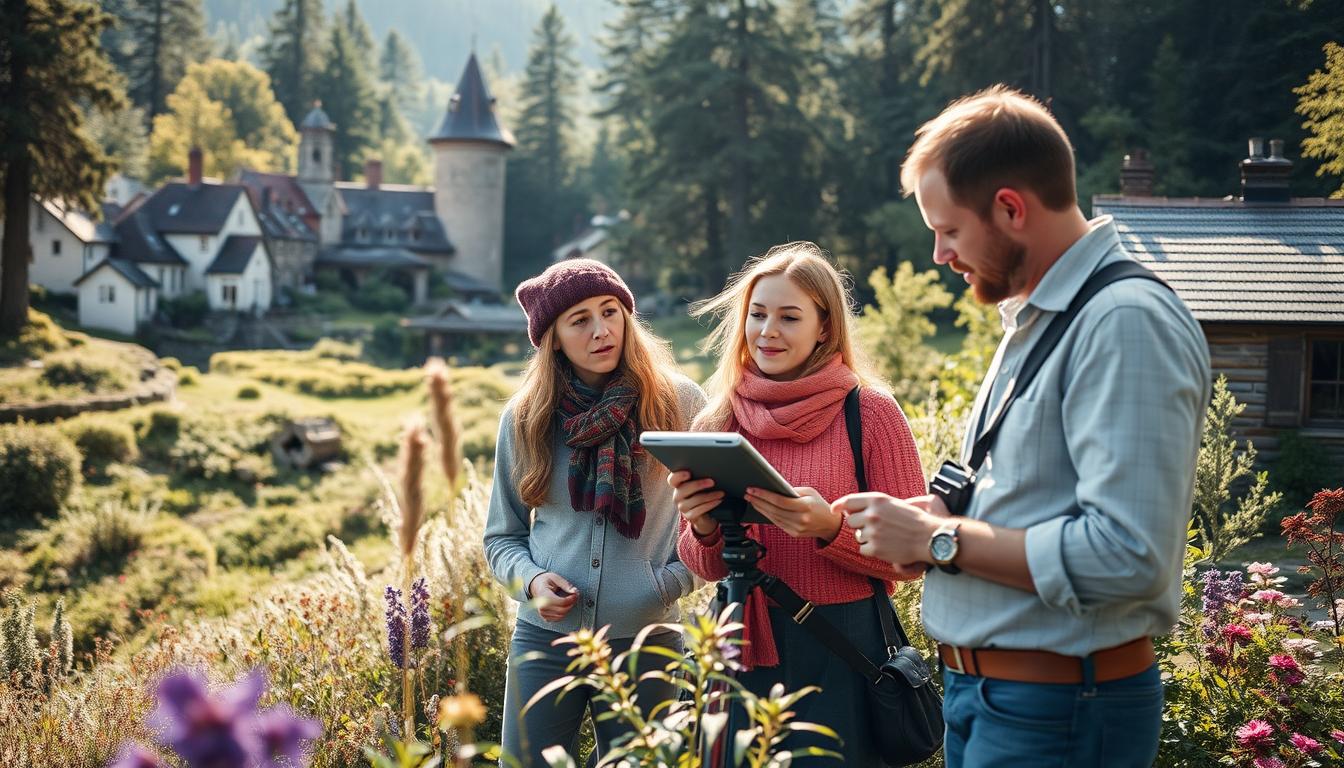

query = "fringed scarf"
560;372;646;538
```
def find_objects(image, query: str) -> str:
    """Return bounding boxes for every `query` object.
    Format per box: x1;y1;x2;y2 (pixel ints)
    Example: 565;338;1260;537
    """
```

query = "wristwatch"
929;522;962;574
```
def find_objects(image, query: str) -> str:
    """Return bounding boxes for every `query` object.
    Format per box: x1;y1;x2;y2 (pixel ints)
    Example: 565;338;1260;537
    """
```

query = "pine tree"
0;0;124;338
259;0;326;126
104;0;204;123
312;22;378;180
1296;41;1344;198
340;0;375;68
378;28;423;114
515;4;582;250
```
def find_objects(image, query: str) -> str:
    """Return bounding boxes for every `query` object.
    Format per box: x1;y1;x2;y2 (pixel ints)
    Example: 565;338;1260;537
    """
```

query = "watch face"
931;534;956;562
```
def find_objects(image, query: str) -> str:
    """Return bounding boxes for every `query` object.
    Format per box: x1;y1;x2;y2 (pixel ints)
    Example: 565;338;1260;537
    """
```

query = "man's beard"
958;228;1027;304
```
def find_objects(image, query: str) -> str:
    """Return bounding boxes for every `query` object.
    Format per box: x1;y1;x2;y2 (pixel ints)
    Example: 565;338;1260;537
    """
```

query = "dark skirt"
737;597;886;766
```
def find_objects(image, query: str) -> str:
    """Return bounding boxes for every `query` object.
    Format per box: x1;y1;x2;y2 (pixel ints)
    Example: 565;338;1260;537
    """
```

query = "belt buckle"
945;645;967;675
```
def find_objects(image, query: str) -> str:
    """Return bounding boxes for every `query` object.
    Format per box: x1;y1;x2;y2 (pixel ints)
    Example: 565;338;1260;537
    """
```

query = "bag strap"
966;260;1172;471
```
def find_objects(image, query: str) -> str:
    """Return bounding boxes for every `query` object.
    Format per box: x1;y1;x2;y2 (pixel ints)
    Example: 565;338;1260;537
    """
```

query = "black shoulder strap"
967;260;1172;470
844;386;866;493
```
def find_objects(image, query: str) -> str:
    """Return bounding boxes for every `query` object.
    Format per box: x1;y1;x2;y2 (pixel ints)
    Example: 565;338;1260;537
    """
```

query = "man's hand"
746;486;842;541
528;572;579;622
836;492;944;565
668;470;723;537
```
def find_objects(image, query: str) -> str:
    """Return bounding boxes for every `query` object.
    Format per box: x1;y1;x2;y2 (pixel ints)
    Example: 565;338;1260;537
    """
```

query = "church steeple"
298;101;335;183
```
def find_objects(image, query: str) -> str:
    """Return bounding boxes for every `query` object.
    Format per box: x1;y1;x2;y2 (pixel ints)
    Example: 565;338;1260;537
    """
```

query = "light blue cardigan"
483;374;706;639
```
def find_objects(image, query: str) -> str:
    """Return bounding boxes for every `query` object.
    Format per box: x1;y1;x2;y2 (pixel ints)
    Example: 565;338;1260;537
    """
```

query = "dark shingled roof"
316;246;432;270
238;170;319;241
74;257;159;289
300;104;334;131
133;181;249;235
334;184;455;254
403;300;527;334
428;54;515;148
110;208;188;265
1094;197;1344;324
206;236;263;275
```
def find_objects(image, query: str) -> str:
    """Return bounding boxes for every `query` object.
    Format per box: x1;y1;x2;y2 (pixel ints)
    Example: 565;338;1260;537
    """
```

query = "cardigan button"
592;558;600;568
586;598;595;608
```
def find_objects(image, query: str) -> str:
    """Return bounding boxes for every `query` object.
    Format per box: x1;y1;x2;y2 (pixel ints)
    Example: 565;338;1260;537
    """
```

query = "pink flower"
1250;589;1299;607
1204;644;1231;668
1253;758;1285;768
1244;612;1274;624
1331;729;1344;744
1289;733;1322;755
1247;562;1279;576
1221;624;1254;645
1236;719;1275;750
1268;654;1300;672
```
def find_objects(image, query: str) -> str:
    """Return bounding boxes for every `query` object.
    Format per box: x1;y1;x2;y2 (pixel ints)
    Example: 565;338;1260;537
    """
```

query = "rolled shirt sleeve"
1025;302;1209;615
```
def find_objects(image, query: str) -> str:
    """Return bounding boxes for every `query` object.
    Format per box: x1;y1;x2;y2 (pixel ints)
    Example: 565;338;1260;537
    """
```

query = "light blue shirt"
922;217;1211;656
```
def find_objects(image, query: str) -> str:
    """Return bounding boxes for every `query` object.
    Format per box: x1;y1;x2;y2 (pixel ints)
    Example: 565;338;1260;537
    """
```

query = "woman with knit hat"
670;242;926;765
485;258;706;766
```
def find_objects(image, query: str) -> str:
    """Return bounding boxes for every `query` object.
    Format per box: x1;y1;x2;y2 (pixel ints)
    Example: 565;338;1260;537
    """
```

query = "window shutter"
1266;335;1304;427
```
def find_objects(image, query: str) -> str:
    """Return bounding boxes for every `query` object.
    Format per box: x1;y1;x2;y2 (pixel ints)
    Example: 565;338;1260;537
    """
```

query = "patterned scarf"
559;372;645;538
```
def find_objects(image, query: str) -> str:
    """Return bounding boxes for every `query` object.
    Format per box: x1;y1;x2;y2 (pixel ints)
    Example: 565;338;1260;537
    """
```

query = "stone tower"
428;54;515;291
297;102;335;185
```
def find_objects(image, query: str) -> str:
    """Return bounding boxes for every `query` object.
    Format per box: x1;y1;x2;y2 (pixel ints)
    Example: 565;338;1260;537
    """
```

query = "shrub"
160;293;209;328
0;425;81;523
1272;431;1344;510
311;337;363;361
348;277;408;313
39;352;134;392
23;503;152;589
1194;377;1282;562
236;385;261;400
215;507;324;568
0;309;70;364
176;366;199;385
62;417;139;468
159;357;182;371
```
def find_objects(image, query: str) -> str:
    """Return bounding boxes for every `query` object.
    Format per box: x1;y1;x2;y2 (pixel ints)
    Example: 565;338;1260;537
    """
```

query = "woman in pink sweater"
671;241;926;765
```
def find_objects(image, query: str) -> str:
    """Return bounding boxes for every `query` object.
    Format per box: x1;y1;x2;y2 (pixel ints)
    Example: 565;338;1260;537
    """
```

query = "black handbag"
758;387;943;766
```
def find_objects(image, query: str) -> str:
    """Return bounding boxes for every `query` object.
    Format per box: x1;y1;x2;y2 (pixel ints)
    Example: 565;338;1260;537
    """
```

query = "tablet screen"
639;432;799;501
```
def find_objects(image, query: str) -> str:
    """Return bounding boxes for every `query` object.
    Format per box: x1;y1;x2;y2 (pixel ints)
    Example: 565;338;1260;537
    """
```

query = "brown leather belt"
937;637;1155;685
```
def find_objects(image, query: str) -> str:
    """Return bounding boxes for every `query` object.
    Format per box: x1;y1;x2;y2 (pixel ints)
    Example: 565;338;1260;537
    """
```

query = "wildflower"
1252;758;1285;768
254;704;323;768
50;598;73;676
1281;638;1320;658
1250;589;1289;604
1203;644;1231;668
1268;654;1300;673
1220;624;1254;646
1235;719;1275;751
106;743;164;768
1289;733;1323;755
398;425;428;558
1268;654;1305;686
438;692;488;729
1202;570;1244;615
1244;612;1274;624
385;586;407;669
410;577;431;651
1313;620;1338;631
1331;729;1344;744
424;357;460;486
1247;562;1279;577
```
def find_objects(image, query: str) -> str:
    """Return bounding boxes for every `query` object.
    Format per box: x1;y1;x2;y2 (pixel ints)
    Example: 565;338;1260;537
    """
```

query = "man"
840;85;1210;767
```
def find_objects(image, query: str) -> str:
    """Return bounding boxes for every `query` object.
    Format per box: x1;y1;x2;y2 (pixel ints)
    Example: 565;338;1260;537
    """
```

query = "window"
200;236;209;252
99;285;116;303
312;148;321;164
222;284;237;306
52;240;61;256
1308;339;1344;424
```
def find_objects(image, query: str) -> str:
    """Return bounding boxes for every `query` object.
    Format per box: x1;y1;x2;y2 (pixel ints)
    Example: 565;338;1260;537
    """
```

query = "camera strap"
965;259;1172;471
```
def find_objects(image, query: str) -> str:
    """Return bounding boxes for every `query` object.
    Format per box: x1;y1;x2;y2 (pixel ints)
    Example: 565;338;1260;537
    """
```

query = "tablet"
639;432;800;503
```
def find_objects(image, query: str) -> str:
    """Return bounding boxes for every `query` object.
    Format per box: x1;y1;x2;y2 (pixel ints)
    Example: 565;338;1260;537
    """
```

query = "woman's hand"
668;470;723;537
528;572;579;622
745;486;842;541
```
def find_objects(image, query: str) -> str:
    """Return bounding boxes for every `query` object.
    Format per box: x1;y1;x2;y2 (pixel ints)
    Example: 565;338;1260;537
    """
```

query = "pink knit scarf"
730;355;858;668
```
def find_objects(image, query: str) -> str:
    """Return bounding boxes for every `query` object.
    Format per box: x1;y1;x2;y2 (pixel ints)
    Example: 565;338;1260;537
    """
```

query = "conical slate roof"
428;54;515;148
300;102;334;131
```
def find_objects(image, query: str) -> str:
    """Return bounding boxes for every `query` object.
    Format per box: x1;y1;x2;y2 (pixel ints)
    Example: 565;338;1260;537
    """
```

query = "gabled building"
2;199;117;296
1095;139;1344;465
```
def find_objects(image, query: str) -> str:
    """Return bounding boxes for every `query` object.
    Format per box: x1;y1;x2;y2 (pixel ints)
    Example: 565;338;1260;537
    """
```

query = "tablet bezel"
639;431;800;503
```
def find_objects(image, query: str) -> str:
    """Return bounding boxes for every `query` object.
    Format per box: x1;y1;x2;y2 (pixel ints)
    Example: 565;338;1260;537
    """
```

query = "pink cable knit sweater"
677;357;927;668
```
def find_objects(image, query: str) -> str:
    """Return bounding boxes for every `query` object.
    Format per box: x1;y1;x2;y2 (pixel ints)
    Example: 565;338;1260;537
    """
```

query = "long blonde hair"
511;303;683;508
691;241;886;431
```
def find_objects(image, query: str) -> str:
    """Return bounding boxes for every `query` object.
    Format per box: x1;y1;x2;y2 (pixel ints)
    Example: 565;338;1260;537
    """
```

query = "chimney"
187;147;203;186
1120;149;1155;197
365;159;382;190
1240;137;1292;203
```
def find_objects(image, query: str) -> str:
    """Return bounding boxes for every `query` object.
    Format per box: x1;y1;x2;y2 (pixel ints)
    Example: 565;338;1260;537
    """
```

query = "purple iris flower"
410;577;431;651
385;586;407;669
149;669;266;768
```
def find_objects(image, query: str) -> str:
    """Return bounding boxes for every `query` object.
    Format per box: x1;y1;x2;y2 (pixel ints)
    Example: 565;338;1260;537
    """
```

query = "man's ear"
993;188;1028;231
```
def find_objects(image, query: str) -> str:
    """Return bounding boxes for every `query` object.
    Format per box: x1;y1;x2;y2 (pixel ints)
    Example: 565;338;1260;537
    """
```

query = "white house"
0;199;115;295
205;236;272;313
73;258;158;336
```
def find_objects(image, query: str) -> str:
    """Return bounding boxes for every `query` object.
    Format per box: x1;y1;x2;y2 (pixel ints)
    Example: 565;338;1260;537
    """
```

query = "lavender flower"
254;704;324;768
106;743;164;768
410;577;431;651
385;586;407;669
1201;569;1244;616
148;669;266;768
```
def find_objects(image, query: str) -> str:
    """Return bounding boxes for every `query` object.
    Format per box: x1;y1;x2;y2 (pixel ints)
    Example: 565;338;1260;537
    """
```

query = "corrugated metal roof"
428;54;515;148
1094;197;1344;324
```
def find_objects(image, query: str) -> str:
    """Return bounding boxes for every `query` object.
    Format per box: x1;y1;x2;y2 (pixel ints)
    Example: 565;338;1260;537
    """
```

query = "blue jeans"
943;664;1163;768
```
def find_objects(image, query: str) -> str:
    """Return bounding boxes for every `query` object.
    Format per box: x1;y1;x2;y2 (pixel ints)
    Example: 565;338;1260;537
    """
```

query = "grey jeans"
500;619;682;767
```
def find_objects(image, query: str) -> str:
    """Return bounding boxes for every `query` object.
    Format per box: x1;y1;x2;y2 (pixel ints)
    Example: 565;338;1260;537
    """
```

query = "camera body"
929;460;976;517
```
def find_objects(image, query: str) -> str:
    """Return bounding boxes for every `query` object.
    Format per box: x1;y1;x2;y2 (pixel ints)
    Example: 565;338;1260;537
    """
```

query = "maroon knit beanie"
515;258;636;347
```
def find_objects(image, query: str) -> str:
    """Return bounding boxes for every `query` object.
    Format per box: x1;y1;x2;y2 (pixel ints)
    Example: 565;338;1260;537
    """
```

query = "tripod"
702;499;770;768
